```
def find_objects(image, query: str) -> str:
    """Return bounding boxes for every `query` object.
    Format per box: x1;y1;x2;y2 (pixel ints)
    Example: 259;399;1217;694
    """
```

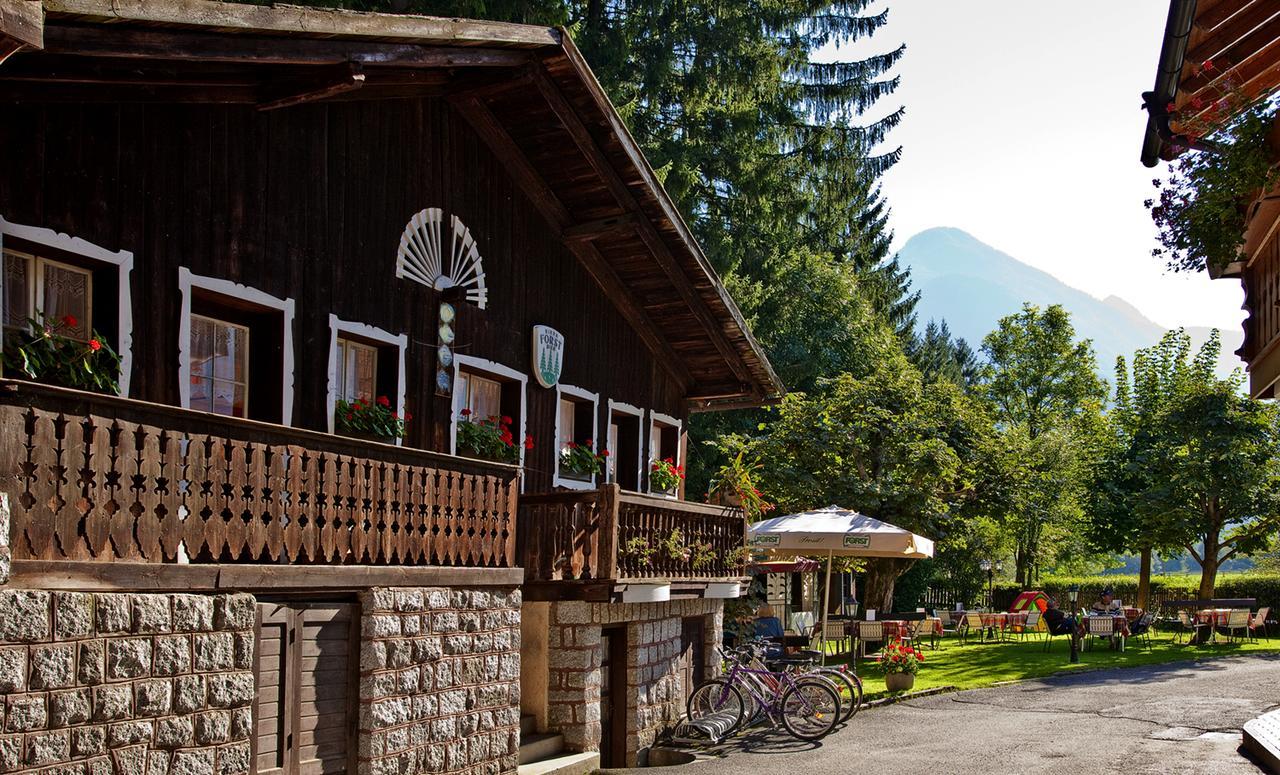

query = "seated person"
1090;586;1122;615
753;604;785;639
1042;599;1078;636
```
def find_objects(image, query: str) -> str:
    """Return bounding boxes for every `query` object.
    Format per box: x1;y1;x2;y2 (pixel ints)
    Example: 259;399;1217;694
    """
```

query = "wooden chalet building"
1141;0;1280;397
0;1;783;773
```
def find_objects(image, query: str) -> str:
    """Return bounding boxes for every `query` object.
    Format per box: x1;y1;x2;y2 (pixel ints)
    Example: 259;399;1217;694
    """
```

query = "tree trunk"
1198;553;1219;601
1137;545;1152;610
862;558;914;613
1015;546;1029;588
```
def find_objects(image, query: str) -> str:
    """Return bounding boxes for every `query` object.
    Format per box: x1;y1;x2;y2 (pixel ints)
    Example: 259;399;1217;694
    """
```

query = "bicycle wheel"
686;678;745;734
779;678;841;741
813;667;862;722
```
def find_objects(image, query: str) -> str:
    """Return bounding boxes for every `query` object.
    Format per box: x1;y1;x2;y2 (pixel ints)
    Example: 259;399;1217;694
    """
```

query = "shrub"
994;573;1280;611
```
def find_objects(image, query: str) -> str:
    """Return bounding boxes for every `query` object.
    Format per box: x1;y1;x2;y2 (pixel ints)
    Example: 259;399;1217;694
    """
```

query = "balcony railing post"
595;483;620;582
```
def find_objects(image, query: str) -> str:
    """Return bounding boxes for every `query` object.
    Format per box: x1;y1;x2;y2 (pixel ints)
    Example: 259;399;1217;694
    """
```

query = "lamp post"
1067;583;1081;663
980;559;993;610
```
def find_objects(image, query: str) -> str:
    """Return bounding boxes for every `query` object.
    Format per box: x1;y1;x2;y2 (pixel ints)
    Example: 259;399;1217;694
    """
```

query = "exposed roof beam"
528;65;755;388
0;0;41;50
1187;1;1278;65
42;23;532;68
1179;11;1280;95
562;214;635;242
257;62;364;111
449;92;693;392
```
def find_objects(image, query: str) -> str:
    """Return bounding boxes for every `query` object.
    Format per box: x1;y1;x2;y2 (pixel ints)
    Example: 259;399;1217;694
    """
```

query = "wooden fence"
517;484;747;583
0;380;519;567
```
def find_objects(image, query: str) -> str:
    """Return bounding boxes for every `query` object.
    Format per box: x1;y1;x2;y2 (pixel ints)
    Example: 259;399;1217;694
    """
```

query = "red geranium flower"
405;412;413;421
377;395;390;407
1202;59;1215;72
601;449;611;457
460;408;471;417
524;435;535;450
62;315;78;327
501;415;513;425
88;339;102;352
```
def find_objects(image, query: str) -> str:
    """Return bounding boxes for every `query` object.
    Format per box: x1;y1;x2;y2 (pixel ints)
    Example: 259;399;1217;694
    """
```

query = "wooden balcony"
516;484;747;601
0;379;519;570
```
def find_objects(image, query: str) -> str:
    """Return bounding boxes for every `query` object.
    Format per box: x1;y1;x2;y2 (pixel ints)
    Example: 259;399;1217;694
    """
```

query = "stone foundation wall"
357;586;522;775
545;599;722;766
0;589;255;775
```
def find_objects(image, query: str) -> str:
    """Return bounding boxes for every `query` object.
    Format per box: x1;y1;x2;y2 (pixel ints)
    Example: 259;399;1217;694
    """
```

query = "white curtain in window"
191;315;248;418
41;262;90;340
337;339;377;403
559;398;576;449
2;251;30;329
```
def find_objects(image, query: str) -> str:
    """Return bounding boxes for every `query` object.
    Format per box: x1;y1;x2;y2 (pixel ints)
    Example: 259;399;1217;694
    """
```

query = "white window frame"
605;399;645;491
325;314;408;443
450;354;528;472
178;267;296;426
553;383;599;491
647;410;684;497
0;217;134;396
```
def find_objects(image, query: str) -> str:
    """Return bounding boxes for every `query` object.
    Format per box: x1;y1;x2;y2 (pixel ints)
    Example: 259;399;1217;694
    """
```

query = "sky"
833;0;1246;330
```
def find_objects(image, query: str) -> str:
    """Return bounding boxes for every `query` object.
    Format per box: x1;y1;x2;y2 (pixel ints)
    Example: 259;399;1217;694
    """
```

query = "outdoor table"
1193;609;1234;644
790;611;816;635
1083;615;1130;651
766;634;813;650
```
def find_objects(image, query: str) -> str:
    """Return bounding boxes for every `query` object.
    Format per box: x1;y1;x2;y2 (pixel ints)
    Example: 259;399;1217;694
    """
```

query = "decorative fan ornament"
396;208;488;309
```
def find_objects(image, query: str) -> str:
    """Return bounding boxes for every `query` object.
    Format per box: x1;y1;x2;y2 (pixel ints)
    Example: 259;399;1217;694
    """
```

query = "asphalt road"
646;653;1280;775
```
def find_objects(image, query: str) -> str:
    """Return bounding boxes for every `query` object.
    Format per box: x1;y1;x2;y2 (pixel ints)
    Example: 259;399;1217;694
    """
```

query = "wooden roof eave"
0;0;42;63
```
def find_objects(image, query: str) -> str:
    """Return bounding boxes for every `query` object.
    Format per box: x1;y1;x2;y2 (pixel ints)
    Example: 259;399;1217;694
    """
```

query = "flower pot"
884;672;915;692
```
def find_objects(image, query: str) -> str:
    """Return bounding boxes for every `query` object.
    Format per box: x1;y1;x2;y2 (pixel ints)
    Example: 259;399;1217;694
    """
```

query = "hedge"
990;573;1280;611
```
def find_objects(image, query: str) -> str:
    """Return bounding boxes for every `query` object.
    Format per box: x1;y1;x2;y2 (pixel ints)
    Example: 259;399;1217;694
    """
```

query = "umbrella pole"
819;549;833;660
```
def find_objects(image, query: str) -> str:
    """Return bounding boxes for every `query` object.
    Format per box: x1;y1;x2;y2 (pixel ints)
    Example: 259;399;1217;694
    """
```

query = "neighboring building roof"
1;0;784;409
1140;0;1280;167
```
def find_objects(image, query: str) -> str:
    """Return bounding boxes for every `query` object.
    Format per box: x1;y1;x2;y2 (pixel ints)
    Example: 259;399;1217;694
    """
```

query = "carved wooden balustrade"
516;484;747;583
0;380;519;567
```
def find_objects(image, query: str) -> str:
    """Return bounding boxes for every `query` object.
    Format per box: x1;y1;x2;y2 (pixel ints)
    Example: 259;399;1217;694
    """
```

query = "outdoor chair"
1222;609;1251;643
1015;610;1043;642
908;618;939;651
1129;611;1155;650
1174;610;1196;644
1248;607;1271;641
823;619;852;656
959;612;986;645
936;610;959;638
1084;616;1120;651
856;621;885;659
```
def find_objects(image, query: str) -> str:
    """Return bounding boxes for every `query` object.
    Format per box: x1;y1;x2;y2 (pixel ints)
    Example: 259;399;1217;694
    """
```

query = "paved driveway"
649;653;1280;774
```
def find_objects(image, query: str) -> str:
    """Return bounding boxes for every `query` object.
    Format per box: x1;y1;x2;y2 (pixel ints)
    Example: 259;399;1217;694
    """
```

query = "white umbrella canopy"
748;505;934;654
749;505;935;559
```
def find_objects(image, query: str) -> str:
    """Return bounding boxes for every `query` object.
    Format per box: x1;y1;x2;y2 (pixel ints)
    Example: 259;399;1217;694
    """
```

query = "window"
450;355;528;471
189;314;250;418
179;268;295;426
554;385;599;489
606;400;644;491
457;371;503;421
335;337;377;403
3;249;93;340
648;411;684;496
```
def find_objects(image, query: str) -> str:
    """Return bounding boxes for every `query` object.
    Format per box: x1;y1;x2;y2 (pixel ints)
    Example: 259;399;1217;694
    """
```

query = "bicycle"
688;643;841;740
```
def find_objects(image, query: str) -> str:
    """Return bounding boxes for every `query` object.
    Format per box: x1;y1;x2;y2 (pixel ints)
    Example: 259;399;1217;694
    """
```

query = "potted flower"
709;450;774;519
456;410;533;464
335;395;408;443
2;313;121;395
877;639;924;692
649;457;684;496
559;440;608;481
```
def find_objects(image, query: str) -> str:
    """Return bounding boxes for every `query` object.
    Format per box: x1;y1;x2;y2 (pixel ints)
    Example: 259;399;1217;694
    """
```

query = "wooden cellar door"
599;626;628;768
678;617;705;709
253;601;359;775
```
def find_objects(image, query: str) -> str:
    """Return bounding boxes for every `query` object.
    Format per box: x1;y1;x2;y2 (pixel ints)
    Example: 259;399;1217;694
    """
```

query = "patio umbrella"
748;505;935;652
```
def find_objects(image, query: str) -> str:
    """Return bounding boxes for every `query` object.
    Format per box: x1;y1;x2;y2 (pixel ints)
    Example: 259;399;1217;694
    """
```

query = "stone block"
394;590;424;613
7;694;47;732
194;711;230;745
95;595;133;634
231;634;253;671
106;638;152;680
173;675;206;714
0;590;50;642
86;754;114;775
171;596;214;632
23;729;69;767
132;595;173;634
29;643;76;690
192;633;234;672
425;588;450;609
113;743;149;772
92;685;132;722
442;635;471;655
135;679;173;717
155;716;194;749
360;641;387;672
205;674;253;709
432;612;459;634
0;647;27;693
148;750;173;775
400;614;421;637
212;595;254;632
154;635;192;677
410;637;441;663
216;741;250;775
52;592;95;640
48;688;91;728
229;708;252;742
170;747;215;775
108;719;154;747
459;612;481;633
71;725;106;757
78;640;105;686
0;734;17;771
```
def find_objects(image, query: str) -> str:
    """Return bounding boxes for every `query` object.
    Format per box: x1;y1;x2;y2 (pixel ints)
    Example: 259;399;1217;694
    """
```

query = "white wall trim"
325;314;409;442
647;410;684;496
605;399;645;489
451;354;529;472
552;383;599;491
0;217;135;396
178;267;296;425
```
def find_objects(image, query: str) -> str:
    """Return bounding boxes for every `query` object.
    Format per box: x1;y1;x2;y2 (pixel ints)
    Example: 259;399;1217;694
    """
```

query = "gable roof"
3;0;784;409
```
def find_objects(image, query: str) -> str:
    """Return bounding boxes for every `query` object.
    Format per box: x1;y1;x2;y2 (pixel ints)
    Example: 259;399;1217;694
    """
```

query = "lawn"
832;630;1280;702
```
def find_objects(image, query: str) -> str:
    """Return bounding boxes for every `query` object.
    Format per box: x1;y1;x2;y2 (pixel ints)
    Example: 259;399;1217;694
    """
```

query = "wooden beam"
257;62;365;111
0;38;22;65
1188;2;1279;66
449;93;693;391
0;81;261;102
0;0;41;50
529;65;755;387
562;214;635;242
1195;0;1256;33
42;24;532;68
1179;12;1280;95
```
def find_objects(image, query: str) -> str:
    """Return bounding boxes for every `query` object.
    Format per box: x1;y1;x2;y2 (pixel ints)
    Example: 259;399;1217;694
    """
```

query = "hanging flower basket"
335;395;408;442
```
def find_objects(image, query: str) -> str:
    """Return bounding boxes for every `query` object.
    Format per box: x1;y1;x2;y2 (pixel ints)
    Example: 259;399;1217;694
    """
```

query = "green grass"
831;630;1280;702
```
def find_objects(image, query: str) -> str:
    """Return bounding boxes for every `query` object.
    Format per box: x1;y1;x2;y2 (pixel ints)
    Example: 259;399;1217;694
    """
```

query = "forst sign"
532;325;564;388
